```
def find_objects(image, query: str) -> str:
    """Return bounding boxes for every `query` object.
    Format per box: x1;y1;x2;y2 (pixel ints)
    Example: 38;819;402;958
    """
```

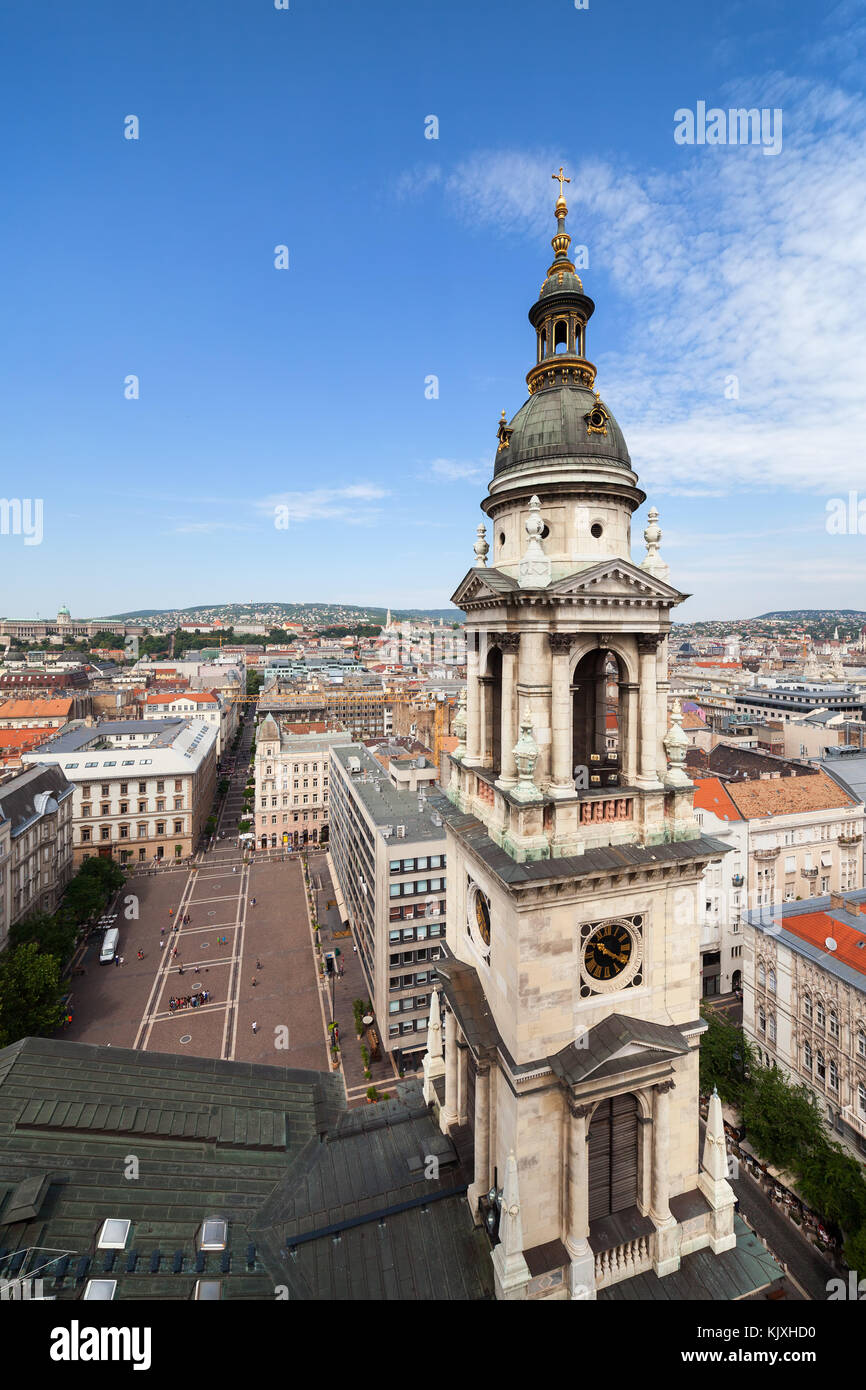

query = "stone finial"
426;989;443;1060
474;523;489;567
641;505;670;581
511;709;543;803
663;699;691;788
491;1150;531;1296
499;1151;524;1259
421;989;446;1102
518;496;551;590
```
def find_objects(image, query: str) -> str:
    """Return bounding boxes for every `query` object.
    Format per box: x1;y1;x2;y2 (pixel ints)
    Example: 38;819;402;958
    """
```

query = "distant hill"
107;601;462;625
755;610;866;621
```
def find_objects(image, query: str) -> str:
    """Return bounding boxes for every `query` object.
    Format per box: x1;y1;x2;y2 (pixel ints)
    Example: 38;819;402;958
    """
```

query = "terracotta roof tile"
726;768;858;819
692;777;743;821
781;911;866;976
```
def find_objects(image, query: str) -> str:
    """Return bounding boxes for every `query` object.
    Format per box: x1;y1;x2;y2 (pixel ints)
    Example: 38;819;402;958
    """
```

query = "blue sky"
1;0;864;622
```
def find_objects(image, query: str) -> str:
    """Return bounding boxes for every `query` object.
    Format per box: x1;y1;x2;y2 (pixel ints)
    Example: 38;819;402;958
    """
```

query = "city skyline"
2;0;863;620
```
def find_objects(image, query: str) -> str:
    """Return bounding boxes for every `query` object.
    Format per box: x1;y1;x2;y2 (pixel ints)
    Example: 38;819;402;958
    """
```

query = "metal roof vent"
97;1219;131;1250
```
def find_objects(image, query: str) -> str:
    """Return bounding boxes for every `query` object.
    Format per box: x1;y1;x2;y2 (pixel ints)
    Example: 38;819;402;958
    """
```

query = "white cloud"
408;76;866;500
426;458;489;483
255;484;389;524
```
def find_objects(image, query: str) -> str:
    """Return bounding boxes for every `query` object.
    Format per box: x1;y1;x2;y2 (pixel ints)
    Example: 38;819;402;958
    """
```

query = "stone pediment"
548;560;685;606
451;567;520;608
549;1014;690;1086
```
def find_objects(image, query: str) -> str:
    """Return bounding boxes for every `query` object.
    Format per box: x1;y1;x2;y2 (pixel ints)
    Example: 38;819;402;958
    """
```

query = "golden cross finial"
552;166;571;197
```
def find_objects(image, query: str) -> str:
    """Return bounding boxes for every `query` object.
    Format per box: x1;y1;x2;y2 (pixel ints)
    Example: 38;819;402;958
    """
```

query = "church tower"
428;171;735;1300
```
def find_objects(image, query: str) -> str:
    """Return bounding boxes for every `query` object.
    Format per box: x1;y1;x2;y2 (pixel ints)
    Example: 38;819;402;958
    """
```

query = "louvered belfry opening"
587;1093;639;1222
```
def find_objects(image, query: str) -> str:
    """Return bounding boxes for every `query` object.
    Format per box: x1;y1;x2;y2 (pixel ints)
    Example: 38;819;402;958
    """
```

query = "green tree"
9;910;77;962
740;1066;825;1172
698;1009;754;1104
246;670;264;698
797;1143;866;1234
0;943;64;1047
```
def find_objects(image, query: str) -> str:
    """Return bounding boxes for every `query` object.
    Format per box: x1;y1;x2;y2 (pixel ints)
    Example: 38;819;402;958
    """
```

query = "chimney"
829;891;847;914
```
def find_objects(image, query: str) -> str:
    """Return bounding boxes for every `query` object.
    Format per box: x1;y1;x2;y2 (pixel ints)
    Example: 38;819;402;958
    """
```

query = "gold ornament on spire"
552;166;571;198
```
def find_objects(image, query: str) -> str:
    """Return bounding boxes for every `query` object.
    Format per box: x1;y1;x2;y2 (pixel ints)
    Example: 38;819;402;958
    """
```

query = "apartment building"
23;718;217;866
0;764;74;948
254;716;346;848
741;888;866;1161
735;684;864;724
692;768;865;999
259;687;388;739
0;697;75;731
328;743;447;1063
142;690;233;757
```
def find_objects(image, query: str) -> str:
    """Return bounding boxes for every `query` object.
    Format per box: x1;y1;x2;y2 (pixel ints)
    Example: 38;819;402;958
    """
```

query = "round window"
591;523;603;539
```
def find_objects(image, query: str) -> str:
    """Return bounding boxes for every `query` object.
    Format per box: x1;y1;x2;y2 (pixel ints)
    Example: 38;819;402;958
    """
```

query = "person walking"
251;1021;258;1034
251;976;257;987
256;959;262;971
137;949;144;960
114;953;119;967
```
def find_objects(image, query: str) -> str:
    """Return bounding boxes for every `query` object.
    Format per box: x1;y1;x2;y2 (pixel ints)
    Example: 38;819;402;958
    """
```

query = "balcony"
731;874;744;887
841;1106;866;1140
753;847;780;861
801;867;818;879
839;833;862;846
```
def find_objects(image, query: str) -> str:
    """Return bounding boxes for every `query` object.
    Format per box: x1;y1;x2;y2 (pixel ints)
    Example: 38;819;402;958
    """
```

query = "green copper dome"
494;386;631;477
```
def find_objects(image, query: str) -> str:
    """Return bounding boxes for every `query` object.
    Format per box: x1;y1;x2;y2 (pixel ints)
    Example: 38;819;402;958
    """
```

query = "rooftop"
331;744;446;843
744;889;866;991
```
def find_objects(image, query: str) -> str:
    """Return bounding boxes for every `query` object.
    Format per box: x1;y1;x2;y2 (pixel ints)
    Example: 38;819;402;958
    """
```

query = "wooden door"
587;1093;639;1221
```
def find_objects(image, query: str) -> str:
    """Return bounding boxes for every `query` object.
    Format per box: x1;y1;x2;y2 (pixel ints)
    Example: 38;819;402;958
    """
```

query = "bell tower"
427;174;736;1301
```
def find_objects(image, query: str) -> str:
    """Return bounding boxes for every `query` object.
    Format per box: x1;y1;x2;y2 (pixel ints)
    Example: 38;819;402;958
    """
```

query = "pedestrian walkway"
304;850;395;1095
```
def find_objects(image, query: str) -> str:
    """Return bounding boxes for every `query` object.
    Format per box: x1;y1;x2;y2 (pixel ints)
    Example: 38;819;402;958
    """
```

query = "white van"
100;927;119;964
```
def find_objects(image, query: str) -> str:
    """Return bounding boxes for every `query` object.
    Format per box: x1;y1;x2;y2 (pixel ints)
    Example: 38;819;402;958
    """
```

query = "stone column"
636;636;663;788
565;1099;596;1299
464;632;481;766
440;1004;459;1133
478;675;493;767
650;1080;680;1277
622;682;639;786
494;634;520;790
467;1061;491;1217
457;1041;469;1125
548;633;574;796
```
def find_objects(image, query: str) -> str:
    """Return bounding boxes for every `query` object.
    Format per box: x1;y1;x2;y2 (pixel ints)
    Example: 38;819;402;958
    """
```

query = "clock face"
475;891;491;947
583;922;632;983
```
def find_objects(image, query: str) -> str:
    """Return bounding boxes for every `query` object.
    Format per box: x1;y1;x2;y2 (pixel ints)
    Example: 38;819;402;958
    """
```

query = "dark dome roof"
493;384;632;478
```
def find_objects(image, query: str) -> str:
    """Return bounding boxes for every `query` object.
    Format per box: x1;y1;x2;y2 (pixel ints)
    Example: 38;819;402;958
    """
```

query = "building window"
859;1082;866;1117
828;1059;839;1092
156;822;165;835
816;1002;825;1029
804;993;812;1020
119;825;129;839
81;827;91;843
758;1006;766;1034
816;1051;826;1082
100;826;110;841
768;968;776;994
758;961;766;988
858;1031;866;1060
768;1014;776;1045
829;1011;839;1040
803;1040;812;1070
